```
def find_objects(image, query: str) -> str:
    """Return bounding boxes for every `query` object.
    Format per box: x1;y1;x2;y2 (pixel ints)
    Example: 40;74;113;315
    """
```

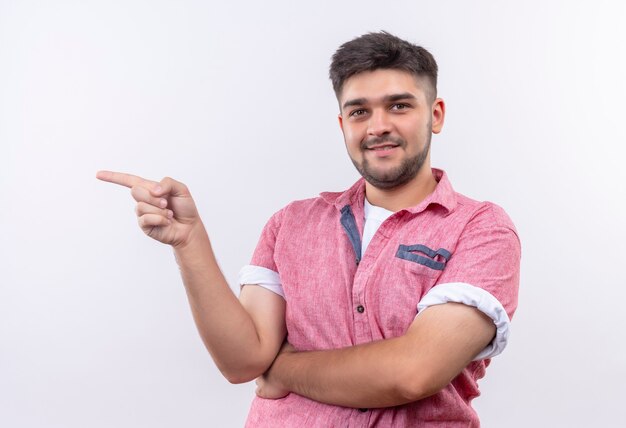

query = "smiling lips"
365;143;400;157
363;135;404;152
367;143;399;151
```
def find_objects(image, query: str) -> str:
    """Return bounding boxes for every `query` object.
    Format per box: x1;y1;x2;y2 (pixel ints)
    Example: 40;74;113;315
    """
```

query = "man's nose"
367;109;392;136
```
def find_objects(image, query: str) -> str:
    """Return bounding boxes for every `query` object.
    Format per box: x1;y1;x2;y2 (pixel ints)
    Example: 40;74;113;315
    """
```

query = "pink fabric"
245;169;520;427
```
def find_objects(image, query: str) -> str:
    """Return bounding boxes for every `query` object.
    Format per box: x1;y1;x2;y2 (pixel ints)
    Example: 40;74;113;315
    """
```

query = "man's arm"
175;230;286;383
257;302;494;408
97;171;286;384
258;204;520;407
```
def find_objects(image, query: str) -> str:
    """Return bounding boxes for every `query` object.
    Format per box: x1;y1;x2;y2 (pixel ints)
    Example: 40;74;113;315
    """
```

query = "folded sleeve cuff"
238;265;285;298
416;282;511;360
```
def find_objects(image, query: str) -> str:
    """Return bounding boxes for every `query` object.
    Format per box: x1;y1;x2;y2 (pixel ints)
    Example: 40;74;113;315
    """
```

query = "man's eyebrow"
342;98;367;110
383;93;417;103
342;93;417;110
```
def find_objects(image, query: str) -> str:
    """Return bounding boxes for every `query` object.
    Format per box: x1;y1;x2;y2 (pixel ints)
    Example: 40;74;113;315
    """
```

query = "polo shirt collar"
320;168;457;214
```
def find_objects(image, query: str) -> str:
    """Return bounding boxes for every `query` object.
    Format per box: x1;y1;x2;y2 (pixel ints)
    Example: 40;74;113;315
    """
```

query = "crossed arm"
256;302;496;408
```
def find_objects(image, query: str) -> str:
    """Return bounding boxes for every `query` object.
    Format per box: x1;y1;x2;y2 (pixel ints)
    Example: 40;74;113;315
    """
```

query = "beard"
350;133;431;190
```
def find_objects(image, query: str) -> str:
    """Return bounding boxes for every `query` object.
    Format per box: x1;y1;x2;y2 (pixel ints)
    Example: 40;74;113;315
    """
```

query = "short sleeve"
437;204;520;319
250;208;284;272
239;209;285;298
418;204;521;360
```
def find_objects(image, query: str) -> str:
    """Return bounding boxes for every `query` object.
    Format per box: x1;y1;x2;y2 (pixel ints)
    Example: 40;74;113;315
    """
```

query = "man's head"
329;31;438;102
330;32;444;191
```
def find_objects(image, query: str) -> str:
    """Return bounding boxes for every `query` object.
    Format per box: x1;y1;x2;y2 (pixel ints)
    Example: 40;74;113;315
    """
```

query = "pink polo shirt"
240;169;521;427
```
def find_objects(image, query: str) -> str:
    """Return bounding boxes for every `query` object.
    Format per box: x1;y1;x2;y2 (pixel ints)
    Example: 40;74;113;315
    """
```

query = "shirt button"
358;408;368;412
356;305;365;313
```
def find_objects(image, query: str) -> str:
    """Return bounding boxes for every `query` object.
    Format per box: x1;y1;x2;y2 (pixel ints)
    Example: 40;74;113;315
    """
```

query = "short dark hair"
329;31;438;100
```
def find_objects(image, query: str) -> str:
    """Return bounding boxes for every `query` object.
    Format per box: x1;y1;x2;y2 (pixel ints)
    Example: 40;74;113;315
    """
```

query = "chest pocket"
395;244;451;277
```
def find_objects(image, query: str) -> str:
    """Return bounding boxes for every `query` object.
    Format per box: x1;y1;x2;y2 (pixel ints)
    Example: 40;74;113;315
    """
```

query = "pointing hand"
96;170;201;248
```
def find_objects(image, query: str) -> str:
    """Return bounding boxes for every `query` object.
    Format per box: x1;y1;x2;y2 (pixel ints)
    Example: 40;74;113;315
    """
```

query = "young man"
98;32;520;427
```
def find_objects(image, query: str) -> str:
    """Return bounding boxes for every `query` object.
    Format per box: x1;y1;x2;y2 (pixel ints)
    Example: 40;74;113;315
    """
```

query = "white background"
1;1;625;427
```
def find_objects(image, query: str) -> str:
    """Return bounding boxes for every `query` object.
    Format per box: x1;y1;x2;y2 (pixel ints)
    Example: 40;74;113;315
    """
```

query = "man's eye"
391;103;409;111
350;109;366;117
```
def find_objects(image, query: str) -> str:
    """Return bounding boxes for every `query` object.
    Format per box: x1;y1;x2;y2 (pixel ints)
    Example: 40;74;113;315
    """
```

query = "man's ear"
338;114;344;133
431;98;445;134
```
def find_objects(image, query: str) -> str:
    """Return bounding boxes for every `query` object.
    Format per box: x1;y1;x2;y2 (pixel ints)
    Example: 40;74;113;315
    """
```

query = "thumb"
151;176;190;198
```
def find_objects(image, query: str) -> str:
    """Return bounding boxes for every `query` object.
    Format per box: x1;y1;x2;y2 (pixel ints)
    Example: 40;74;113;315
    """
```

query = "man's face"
338;69;444;190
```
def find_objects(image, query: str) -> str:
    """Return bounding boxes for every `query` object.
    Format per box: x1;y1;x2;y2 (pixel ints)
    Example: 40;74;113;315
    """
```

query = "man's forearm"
265;336;428;408
174;222;281;383
262;304;494;408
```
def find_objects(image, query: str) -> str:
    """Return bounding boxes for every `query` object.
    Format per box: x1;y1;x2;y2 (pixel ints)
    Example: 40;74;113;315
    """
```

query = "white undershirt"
361;198;394;257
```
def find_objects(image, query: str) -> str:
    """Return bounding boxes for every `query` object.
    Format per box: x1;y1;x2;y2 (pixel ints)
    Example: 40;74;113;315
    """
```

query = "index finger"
96;170;155;190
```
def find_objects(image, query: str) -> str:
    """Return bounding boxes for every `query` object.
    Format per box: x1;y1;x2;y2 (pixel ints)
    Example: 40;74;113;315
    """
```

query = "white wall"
1;1;624;427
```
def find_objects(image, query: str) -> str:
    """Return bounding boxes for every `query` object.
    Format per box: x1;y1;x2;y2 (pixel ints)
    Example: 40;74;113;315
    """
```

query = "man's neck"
364;167;438;212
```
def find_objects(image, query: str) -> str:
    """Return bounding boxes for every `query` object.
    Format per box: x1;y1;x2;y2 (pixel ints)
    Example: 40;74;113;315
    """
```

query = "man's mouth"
366;143;399;151
362;135;404;151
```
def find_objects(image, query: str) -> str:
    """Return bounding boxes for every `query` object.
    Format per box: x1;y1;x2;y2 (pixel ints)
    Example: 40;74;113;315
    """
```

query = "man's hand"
255;342;295;399
96;170;200;249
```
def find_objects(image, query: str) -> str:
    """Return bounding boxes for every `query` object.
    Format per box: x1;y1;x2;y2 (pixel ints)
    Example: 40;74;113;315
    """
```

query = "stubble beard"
350;133;432;190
